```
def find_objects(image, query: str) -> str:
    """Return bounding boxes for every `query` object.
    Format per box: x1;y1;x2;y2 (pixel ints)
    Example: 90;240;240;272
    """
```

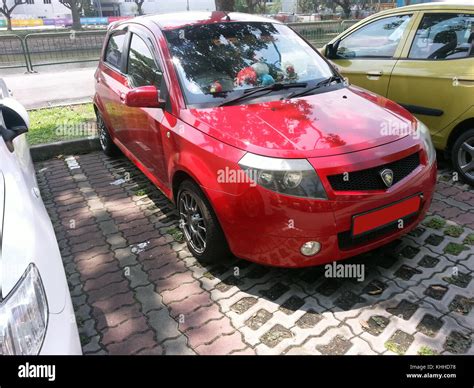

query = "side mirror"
0;98;29;153
0;78;11;98
123;86;166;109
325;41;340;59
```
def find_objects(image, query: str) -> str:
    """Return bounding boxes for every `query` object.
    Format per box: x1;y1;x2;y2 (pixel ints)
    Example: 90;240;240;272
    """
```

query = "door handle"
366;70;383;77
120;92;126;103
453;77;474;86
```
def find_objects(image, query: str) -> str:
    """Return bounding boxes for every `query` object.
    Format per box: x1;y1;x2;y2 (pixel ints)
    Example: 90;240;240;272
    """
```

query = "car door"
96;28;129;144
387;11;474;134
121;27;168;185
327;13;416;97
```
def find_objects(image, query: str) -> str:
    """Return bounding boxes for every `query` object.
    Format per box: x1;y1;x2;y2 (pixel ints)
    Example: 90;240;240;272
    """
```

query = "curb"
30;137;101;162
26;97;93;111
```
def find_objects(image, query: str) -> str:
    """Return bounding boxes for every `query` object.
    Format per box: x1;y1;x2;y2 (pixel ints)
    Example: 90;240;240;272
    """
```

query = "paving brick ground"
35;153;474;355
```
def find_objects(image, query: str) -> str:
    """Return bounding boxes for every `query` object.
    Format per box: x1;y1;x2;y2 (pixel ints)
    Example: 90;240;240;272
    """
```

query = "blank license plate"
352;195;421;237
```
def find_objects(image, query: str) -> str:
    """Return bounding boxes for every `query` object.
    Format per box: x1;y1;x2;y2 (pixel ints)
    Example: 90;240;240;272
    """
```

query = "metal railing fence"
288;19;359;48
0;20;359;72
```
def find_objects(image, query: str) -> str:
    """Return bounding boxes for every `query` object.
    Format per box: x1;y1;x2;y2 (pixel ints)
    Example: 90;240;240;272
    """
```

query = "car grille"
338;214;418;251
327;152;421;191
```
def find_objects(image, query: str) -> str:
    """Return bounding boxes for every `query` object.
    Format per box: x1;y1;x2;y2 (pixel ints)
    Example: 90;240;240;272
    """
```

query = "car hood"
182;85;417;158
0;136;66;314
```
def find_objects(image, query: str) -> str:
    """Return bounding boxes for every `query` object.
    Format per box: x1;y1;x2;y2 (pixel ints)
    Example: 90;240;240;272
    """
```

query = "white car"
0;80;81;355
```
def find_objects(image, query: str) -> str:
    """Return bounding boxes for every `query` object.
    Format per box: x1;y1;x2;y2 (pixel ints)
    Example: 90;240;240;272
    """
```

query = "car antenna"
223;11;231;21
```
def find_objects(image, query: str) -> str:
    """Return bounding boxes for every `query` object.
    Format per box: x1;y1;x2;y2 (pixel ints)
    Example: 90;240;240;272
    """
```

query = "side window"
104;31;126;69
409;13;474;60
127;34;163;88
337;14;412;59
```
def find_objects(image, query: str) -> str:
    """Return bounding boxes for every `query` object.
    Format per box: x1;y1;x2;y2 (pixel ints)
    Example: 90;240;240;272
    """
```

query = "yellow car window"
409;13;474;60
337;15;412;59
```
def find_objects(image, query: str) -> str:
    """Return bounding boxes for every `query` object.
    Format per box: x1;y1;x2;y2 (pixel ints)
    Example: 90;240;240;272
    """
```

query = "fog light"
300;241;321;256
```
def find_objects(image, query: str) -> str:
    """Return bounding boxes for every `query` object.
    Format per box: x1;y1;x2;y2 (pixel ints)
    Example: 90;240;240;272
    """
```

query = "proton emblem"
380;168;394;188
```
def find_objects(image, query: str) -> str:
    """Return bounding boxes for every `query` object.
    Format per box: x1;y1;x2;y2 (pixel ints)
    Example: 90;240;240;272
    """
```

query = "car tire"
96;111;119;157
177;180;230;262
452;128;474;186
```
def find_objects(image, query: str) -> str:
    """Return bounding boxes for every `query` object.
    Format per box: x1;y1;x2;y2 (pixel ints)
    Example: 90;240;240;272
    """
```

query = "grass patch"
27;103;96;145
418;346;438;355
463;233;474;246
384;341;404;355
444;225;464;238
133;188;147;197
444;242;468;256
75;316;84;326
79;333;90;346
423;216;446;230
438;174;451;182
167;227;184;242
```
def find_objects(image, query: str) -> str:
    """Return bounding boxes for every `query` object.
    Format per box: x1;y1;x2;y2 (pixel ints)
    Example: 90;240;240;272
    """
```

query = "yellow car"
322;2;474;184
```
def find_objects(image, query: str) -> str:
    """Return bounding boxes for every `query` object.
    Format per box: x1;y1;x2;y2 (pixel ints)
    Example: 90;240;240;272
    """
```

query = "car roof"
333;1;474;38
138;11;280;30
374;1;474;17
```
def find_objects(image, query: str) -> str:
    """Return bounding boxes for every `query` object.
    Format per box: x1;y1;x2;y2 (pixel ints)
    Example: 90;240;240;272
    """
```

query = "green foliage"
444;242;468;256
167;227;184;242
444;224;464;238
298;0;319;13
82;0;96;17
267;0;282;13
235;0;247;11
424;216;446;230
418;346;438;355
463;233;474;245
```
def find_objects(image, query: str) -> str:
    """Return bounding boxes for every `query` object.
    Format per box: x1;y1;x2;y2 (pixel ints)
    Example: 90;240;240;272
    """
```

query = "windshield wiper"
219;82;307;107
286;75;344;100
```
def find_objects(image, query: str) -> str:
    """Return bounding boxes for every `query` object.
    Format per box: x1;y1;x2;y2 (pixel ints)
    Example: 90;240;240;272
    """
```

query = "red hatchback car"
94;11;437;268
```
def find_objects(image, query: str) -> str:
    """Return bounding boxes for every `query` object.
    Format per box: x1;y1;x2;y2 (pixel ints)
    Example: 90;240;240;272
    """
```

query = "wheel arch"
171;169;231;253
446;117;474;157
171;169;215;207
172;170;195;204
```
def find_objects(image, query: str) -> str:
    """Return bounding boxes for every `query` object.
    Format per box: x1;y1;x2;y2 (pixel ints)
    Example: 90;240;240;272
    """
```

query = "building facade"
9;0;71;19
118;0;215;17
4;0;215;20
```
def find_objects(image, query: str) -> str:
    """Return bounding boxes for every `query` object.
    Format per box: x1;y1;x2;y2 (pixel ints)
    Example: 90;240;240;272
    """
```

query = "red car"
94;11;437;268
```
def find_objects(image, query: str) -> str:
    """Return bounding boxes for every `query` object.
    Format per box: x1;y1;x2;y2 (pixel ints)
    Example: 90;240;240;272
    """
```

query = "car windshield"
164;22;334;107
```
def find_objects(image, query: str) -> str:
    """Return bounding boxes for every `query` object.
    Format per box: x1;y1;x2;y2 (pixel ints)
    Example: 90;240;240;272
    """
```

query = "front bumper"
206;140;437;268
39;293;82;355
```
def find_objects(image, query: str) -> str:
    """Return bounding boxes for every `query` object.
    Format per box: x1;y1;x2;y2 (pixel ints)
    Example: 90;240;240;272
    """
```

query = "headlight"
238;153;327;199
0;264;48;355
417;119;436;165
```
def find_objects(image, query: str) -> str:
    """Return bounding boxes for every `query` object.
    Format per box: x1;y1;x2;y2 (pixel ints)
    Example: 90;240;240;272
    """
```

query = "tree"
332;0;352;19
215;0;235;11
82;0;96;17
59;0;84;30
244;0;267;13
0;0;26;31
298;0;319;14
235;0;272;14
134;0;144;15
267;0;281;13
244;0;258;13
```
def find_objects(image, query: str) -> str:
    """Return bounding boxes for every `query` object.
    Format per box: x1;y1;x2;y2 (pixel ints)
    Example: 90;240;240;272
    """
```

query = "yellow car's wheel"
452;128;474;186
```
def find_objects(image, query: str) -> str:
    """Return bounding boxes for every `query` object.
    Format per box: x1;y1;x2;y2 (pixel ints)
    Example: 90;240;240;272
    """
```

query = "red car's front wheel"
177;180;229;263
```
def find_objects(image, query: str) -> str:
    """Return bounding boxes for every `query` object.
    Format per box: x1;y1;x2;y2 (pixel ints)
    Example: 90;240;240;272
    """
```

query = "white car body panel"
0;136;67;314
0;87;81;355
